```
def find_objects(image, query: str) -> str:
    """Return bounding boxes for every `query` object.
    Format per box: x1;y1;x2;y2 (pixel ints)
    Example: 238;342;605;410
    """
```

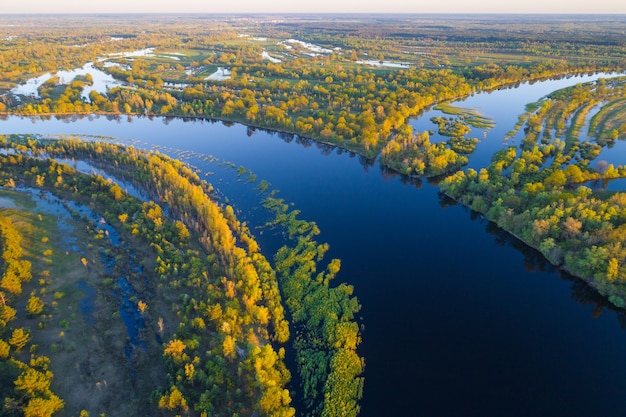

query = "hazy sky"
3;0;625;14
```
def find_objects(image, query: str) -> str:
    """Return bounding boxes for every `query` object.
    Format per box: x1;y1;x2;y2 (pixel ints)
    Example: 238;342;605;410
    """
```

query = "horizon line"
2;12;626;16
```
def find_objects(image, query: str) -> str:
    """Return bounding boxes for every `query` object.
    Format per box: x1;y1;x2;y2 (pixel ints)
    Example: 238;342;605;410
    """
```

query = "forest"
2;12;626;417
440;76;626;307
0;135;362;417
2;14;626;169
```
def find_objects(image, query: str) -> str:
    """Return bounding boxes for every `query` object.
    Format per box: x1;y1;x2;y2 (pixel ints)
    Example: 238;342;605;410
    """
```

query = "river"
2;73;626;416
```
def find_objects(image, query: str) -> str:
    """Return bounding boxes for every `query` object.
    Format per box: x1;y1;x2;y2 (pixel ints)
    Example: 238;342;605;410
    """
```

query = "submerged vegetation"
263;197;363;417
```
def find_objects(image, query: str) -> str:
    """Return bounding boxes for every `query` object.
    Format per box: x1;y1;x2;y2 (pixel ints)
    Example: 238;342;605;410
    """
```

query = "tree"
563;164;585;183
158;386;189;413
164;339;186;360
15;368;51;397
174;221;190;241
223;335;236;359
137;300;148;314
0;304;16;322
26;292;45;316
607;258;620;281
23;395;64;417
9;327;30;351
562;217;582;238
0;339;10;359
544;170;567;188
110;184;124;201
1;272;23;296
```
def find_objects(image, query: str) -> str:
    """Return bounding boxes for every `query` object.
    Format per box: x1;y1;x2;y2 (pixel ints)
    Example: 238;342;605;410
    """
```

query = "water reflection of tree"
295;135;313;148
437;193;457;209
580;177;626;193
315;142;334;156
358;154;375;172
277;131;294;143
484;221;554;273
481;216;625;324
378;163;423;188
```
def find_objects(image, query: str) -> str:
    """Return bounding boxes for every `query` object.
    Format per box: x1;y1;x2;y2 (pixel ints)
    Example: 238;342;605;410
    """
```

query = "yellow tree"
23;395;64;417
26;292;45;316
164;339;187;361
9;328;30;351
158;386;189;413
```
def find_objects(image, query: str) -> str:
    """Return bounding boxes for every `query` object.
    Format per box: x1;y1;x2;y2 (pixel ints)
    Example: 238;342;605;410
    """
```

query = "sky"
2;0;625;14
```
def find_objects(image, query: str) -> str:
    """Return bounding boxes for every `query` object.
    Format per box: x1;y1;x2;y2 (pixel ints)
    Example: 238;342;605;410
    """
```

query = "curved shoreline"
1;110;377;160
441;188;620;306
3;68;623;165
4;70;625;303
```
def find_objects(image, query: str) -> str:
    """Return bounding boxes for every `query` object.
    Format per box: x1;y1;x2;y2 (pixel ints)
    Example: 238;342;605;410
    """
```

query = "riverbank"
445;191;604;291
4;67;621;178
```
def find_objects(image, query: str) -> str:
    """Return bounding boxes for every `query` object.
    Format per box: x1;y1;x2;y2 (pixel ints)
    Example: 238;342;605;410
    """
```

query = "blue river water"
2;73;626;416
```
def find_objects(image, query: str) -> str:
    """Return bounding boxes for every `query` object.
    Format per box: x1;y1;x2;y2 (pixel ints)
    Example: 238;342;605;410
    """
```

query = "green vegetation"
0;134;364;417
2;13;626;417
263;197;363;417
2;14;625;172
1;214;64;417
441;77;626;305
378;102;491;177
0;136;294;417
380;129;469;177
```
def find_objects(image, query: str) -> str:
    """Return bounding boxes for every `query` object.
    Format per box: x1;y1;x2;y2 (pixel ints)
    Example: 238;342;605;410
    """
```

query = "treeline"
10;64;472;158
11;56;621;163
440;77;626;305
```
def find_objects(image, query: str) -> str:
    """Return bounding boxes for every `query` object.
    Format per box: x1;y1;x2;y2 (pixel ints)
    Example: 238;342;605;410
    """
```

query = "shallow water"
76;280;96;325
410;72;626;170
53;157;148;201
10;62;126;102
356;59;410;68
